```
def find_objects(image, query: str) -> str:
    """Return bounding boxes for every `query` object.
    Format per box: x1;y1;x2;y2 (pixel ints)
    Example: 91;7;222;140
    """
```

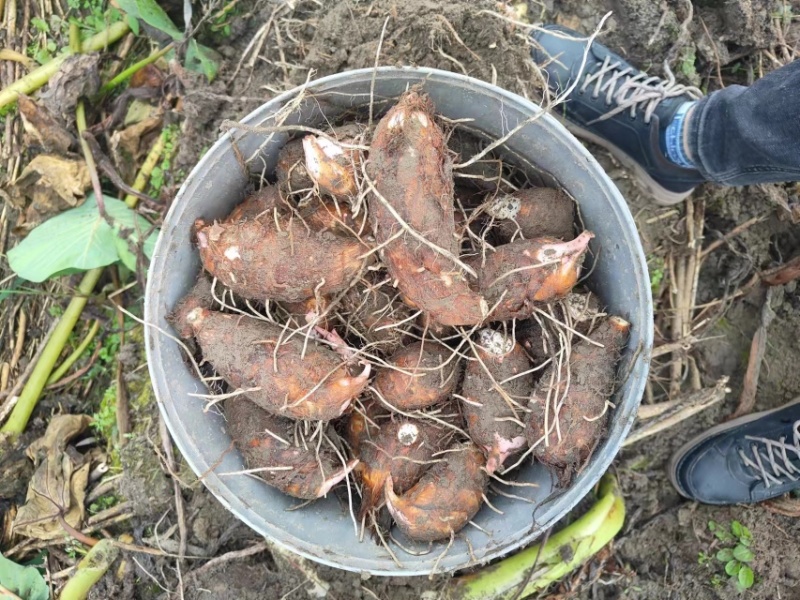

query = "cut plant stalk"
1;131;168;434
441;474;625;600
58;539;119;600
0;21;129;111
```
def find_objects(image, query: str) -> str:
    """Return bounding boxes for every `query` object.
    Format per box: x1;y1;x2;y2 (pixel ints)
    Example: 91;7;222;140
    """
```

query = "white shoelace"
738;420;800;488
581;57;703;124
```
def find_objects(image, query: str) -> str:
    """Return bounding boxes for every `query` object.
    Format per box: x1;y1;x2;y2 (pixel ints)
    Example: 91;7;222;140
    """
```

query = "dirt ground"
2;0;800;598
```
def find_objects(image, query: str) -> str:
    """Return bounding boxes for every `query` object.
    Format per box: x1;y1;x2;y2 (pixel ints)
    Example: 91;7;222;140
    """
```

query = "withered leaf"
17;94;74;154
39;53;101;125
10;155;90;233
110;116;162;183
12;415;93;540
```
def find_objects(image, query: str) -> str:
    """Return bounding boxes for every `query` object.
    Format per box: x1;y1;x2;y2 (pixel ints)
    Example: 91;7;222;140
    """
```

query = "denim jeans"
687;60;800;185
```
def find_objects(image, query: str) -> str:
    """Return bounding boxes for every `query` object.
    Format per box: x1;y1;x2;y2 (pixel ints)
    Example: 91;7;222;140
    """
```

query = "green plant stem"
58;539;119;600
443;474;625;600
1;270;103;434
69;23;82;54
46;320;101;385
0;131;168;435
0;21;129;111
100;42;174;94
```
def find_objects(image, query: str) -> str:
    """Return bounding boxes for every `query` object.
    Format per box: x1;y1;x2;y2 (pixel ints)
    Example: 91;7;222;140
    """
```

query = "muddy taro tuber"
519;291;604;362
373;341;460;411
385;442;487;541
224;184;286;223
181;308;369;421
276;138;314;193
461;329;533;473
225;398;357;499
302;195;368;236
194;210;368;303
477;231;594;321
525;316;630;483
486;187;575;242
368;90;490;326
342;284;412;353
355;417;446;521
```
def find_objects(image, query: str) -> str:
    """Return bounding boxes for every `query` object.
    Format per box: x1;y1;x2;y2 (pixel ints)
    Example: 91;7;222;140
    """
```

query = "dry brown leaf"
129;63;165;89
110;116;162;183
123;99;158;126
17;94;74;154
10;155;91;233
39;53;100;124
12;414;92;540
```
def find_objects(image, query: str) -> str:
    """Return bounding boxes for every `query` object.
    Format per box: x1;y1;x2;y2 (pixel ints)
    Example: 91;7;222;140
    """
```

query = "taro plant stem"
1;132;168;434
0;21;130;110
442;473;625;600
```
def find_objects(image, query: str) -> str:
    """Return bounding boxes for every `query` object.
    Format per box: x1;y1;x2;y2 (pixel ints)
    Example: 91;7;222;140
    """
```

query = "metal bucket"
145;67;653;575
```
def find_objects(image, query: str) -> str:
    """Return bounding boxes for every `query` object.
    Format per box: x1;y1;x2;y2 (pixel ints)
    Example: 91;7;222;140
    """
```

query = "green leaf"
0;553;49;600
716;548;734;562
714;528;734;543
31;17;49;32
733;544;754;563
116;0;182;40
185;40;219;82
731;521;744;538
725;559;741;576
738;565;754;589
127;14;140;35
7;193;159;282
740;524;753;541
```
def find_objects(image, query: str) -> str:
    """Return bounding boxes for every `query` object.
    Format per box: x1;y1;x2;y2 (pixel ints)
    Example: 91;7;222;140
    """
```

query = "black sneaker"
669;399;800;504
532;25;706;206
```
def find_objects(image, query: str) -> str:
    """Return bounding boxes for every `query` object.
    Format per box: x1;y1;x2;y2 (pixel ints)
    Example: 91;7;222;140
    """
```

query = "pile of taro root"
170;90;630;544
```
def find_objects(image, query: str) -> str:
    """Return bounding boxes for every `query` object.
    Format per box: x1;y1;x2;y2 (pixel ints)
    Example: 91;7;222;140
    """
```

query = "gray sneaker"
532;24;707;205
669;399;800;504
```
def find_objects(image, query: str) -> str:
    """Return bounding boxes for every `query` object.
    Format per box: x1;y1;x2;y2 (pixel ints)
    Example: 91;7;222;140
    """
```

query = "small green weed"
707;520;757;593
88;493;118;514
148;124;181;195
647;255;666;297
210;0;240;37
679;46;698;82
67;0;123;37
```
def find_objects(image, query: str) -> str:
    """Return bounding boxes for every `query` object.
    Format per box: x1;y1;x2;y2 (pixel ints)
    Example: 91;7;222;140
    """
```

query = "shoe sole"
667;397;800;501
558;119;695;207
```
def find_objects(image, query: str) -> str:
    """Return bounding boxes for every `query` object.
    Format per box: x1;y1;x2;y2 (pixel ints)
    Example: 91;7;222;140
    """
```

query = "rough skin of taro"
225;184;287;223
276;138;313;193
385;442;487;542
341;284;413;353
368;90;489;326
477;231;594;321
487;188;575;242
461;329;533;473
167;275;214;341
194;211;368;303
525;316;630;484
518;291;604;362
182;308;369;421
345;398;390;458
225;398;357;499
373;341;460;411
302;195;368;236
355;417;446;521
